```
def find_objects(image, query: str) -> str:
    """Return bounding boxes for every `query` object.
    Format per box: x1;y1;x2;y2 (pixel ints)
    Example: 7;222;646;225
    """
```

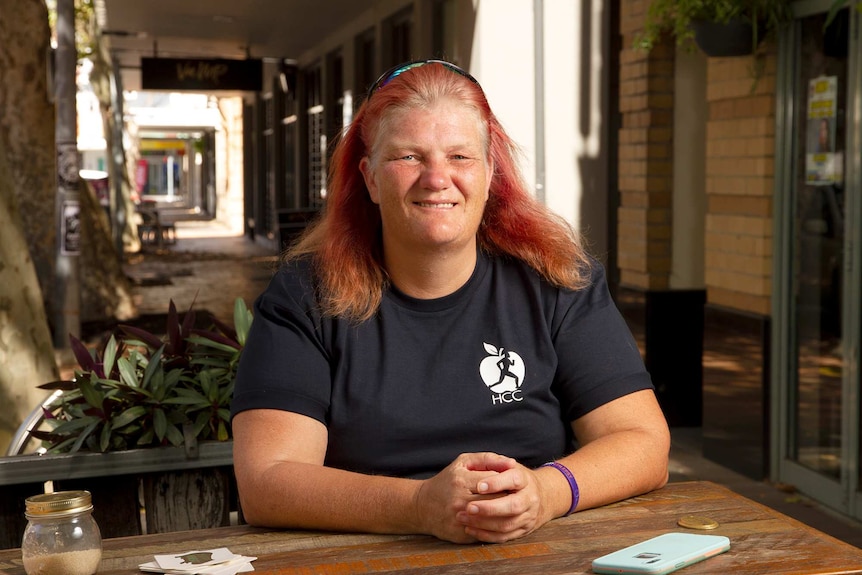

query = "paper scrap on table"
139;547;256;574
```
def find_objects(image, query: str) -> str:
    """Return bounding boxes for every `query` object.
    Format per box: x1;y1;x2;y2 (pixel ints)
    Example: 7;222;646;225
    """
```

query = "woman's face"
359;99;492;256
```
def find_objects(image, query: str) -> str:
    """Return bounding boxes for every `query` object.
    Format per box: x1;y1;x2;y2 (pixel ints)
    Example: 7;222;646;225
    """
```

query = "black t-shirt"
231;251;653;479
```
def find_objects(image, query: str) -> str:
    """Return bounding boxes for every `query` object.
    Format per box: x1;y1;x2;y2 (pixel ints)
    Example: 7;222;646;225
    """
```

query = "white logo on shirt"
479;342;525;403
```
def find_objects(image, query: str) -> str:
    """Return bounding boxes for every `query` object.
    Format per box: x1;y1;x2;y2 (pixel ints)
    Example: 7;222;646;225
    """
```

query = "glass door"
774;3;861;518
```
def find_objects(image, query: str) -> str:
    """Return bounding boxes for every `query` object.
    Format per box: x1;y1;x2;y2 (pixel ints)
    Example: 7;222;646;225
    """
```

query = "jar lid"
25;490;93;517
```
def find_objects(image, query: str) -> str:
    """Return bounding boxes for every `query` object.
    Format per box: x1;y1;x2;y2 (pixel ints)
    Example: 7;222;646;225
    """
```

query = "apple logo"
479;342;525;395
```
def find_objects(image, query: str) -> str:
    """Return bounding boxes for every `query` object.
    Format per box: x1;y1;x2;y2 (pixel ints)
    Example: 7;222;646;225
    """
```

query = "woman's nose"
420;158;451;190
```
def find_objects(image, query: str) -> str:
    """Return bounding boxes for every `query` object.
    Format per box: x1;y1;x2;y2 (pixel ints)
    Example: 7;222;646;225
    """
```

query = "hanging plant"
826;0;862;27
635;0;794;57
689;18;758;57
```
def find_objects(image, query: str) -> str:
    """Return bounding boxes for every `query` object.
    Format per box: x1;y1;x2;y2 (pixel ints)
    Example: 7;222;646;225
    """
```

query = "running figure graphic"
494;349;521;388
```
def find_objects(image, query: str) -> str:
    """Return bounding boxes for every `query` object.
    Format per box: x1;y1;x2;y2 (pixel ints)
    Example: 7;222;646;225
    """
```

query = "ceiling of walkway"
97;0;376;90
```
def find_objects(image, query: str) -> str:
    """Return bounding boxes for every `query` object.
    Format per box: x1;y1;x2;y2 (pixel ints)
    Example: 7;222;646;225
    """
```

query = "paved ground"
112;220;862;550
122;225;279;325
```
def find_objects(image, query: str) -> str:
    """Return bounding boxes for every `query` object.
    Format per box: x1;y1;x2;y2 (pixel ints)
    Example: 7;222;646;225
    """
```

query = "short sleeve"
230;261;333;424
551;259;653;421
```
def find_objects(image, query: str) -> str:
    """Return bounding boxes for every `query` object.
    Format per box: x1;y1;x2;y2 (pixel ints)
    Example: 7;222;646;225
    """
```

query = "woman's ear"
359;157;380;204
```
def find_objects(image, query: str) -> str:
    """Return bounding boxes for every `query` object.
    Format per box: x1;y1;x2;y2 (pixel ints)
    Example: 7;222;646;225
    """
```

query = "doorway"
136;128;216;220
774;3;861;519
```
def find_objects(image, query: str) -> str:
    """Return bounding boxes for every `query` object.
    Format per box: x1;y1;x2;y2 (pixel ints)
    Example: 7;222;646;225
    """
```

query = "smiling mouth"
415;202;455;208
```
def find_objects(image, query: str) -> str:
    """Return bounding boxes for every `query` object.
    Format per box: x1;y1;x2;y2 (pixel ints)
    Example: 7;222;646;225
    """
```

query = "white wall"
471;0;537;200
474;0;610;258
543;0;578;227
293;0;614;258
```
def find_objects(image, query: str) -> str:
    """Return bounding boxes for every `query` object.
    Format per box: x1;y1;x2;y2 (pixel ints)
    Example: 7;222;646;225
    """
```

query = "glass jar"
21;490;102;575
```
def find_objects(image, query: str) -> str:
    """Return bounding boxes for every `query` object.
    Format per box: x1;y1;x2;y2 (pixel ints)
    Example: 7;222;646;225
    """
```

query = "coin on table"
677;515;719;530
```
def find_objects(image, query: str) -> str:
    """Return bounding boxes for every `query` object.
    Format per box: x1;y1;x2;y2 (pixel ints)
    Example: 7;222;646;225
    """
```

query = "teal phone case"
592;532;731;574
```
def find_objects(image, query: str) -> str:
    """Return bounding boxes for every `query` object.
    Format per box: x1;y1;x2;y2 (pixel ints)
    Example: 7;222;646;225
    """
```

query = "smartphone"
591;532;730;574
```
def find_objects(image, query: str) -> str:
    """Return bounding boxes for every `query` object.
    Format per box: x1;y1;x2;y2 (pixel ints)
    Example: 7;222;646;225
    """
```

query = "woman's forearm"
556;426;670;514
238;460;425;534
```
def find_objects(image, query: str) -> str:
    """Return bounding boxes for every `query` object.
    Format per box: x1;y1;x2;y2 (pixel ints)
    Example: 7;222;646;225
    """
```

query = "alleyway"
80;222;278;345
123;234;277;328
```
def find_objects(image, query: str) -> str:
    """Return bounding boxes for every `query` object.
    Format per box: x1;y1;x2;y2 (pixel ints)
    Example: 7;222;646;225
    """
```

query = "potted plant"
1;297;254;540
635;0;794;57
33;297;252;453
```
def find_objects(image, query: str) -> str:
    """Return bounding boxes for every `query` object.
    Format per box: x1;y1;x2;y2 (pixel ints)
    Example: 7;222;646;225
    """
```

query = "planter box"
0;441;236;550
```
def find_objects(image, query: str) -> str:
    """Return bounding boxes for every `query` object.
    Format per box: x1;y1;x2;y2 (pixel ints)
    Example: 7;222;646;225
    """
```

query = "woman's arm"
233;408;420;533
232;408;510;543
457;389;670;541
544;388;670;516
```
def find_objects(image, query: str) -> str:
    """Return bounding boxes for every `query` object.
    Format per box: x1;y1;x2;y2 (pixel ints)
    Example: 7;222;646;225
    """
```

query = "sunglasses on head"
366;59;481;100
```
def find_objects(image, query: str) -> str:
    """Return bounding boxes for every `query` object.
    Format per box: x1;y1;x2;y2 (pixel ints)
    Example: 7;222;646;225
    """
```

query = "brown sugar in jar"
21;490;102;575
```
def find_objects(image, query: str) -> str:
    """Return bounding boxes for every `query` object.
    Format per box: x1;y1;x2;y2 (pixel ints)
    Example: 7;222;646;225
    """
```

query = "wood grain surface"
2;481;861;574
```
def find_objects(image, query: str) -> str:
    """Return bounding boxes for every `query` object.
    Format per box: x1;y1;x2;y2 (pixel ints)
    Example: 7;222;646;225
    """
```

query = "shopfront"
773;1;862;519
135;129;217;219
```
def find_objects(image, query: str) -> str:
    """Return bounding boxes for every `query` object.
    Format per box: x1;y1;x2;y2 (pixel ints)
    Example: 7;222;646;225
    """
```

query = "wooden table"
2;481;861;574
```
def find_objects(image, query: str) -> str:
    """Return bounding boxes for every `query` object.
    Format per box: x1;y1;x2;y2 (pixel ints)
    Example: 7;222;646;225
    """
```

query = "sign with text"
805;75;840;186
141;57;263;91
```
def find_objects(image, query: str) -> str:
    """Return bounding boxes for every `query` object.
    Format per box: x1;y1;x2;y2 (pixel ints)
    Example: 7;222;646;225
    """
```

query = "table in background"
1;481;861;574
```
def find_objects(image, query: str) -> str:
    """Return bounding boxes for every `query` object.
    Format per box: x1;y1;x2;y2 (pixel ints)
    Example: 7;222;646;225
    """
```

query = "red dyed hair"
287;62;591;322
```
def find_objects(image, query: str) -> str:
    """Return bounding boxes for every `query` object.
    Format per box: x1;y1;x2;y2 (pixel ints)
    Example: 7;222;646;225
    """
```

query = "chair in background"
137;201;176;248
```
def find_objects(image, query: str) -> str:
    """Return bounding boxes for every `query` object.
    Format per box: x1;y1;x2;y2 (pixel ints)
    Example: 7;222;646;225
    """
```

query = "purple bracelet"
542;461;579;516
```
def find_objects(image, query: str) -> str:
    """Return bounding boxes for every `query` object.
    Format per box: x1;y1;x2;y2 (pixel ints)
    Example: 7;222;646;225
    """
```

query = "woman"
230;59;670;544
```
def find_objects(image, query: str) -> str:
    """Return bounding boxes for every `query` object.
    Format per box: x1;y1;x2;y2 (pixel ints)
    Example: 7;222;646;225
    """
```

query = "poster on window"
806;76;839;185
61;200;81;255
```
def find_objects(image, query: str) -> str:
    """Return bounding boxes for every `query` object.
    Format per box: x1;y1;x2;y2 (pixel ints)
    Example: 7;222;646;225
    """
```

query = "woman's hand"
415;452;553;543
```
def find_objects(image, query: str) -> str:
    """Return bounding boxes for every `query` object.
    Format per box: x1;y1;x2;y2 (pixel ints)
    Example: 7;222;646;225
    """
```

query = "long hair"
287;62;591;323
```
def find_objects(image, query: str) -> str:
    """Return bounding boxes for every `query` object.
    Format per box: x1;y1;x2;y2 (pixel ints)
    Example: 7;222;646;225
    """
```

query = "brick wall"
704;54;776;315
618;0;674;290
618;1;776;315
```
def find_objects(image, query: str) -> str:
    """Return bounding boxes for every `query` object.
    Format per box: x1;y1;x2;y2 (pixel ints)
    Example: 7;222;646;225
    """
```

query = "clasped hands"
414;451;555;544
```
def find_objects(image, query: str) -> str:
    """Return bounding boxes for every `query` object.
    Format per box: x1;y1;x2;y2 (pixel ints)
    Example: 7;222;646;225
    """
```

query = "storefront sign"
141;58;262;91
